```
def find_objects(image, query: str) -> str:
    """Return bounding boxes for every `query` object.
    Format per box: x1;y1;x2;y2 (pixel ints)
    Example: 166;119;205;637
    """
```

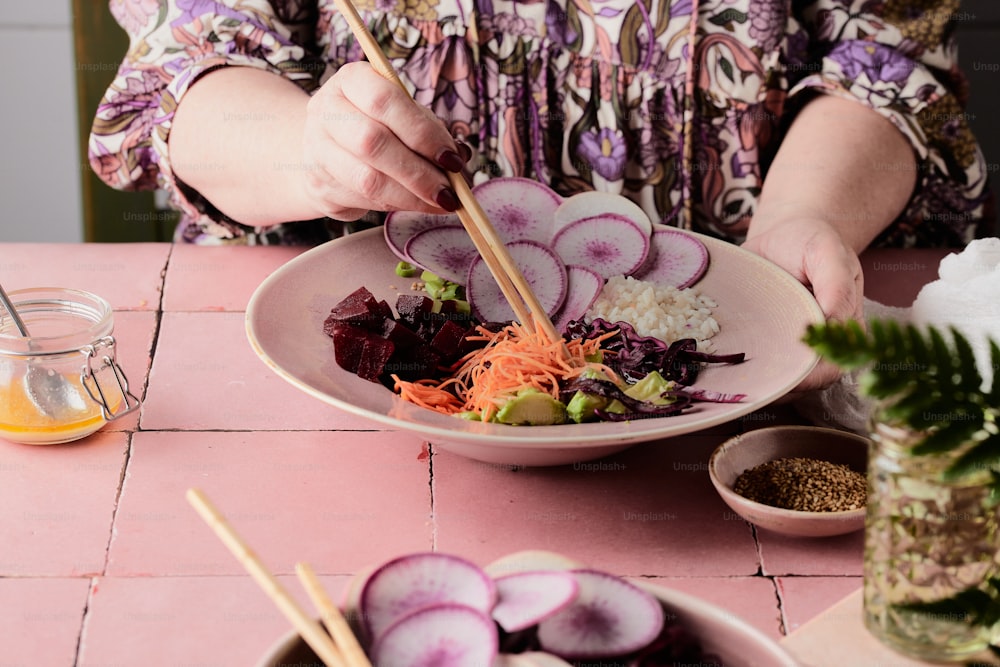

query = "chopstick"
185;488;352;667
331;0;564;346
295;562;373;667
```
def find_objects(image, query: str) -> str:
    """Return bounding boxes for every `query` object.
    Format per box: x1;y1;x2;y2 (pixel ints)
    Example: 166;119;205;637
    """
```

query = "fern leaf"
911;413;985;456
945;431;1000;481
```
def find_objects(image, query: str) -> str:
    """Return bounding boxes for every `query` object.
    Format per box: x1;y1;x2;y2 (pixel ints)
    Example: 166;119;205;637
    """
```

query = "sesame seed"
732;457;867;512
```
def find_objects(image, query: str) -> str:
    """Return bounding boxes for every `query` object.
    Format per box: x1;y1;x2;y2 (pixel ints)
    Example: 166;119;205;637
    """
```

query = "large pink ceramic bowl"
246;227;824;466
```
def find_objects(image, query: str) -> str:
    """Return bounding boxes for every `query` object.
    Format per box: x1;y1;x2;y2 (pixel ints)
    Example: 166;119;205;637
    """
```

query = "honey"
0;287;138;445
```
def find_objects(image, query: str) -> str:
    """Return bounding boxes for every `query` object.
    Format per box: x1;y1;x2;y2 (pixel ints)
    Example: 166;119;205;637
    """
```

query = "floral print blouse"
92;0;993;246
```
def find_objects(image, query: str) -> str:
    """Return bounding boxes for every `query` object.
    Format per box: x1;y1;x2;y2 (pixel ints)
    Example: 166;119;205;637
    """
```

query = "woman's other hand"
742;217;864;392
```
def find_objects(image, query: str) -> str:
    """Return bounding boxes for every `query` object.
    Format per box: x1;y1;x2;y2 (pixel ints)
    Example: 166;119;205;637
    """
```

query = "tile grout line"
73;245;175;666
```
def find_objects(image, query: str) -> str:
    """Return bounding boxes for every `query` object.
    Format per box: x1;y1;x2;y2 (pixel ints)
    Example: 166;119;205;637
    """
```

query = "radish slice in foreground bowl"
491;570;580;633
359;552;498;641
466;240;568;323
472;177;564;244
536;569;665;659
551;214;650;279
403;224;479;284
370;603;499;667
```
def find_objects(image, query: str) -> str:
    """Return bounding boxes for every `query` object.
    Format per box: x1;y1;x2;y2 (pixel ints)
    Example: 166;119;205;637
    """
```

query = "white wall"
0;0;84;242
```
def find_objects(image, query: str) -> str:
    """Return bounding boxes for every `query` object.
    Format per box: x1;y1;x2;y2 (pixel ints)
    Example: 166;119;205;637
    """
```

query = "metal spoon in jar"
0;282;88;420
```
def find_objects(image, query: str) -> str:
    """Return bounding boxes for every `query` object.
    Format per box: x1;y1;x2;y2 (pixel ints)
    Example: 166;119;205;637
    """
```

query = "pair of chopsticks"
331;0;564;348
186;488;372;667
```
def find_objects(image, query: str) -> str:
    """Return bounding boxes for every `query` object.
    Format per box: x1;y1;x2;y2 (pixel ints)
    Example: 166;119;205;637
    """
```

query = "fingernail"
457;141;472;162
435;187;460;211
437;149;465;173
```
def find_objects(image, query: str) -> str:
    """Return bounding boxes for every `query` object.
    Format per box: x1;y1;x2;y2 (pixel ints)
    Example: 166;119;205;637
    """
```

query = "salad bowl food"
246;222;823;466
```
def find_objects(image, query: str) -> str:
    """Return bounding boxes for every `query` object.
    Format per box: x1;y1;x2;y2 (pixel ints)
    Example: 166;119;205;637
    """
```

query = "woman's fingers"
302;63;464;216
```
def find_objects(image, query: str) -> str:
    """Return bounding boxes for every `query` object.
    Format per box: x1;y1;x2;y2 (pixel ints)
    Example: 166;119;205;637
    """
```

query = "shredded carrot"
392;323;620;421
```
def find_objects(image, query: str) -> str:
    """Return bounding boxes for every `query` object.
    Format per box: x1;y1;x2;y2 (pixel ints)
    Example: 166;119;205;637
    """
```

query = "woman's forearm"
168;67;322;225
750;93;918;252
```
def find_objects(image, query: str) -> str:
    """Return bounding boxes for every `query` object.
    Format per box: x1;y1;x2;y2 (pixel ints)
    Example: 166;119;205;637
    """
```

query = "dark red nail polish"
437;150;465;173
435;187;460;211
457;141;472;162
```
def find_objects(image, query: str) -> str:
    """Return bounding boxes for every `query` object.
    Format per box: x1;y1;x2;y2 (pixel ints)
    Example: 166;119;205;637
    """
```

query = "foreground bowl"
256;579;798;667
246;227;824;466
709;425;870;537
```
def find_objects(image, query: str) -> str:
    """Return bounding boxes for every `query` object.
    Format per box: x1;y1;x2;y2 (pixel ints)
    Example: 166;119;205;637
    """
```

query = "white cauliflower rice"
585;275;720;351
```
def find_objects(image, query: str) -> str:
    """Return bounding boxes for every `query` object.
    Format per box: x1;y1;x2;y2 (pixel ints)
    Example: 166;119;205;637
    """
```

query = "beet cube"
330;323;369;373
396;294;434;328
356;336;396;383
325;286;389;332
430;319;470;359
381;318;424;351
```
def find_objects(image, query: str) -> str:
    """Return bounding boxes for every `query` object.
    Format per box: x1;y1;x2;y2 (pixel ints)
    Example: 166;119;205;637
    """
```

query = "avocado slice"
495;388;568;425
623;370;675;404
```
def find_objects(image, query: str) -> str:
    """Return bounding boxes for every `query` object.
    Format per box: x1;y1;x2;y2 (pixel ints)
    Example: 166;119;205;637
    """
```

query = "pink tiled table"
0;242;955;666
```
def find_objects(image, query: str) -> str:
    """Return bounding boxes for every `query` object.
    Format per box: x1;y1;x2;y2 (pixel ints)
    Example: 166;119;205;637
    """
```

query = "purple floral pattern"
89;0;991;246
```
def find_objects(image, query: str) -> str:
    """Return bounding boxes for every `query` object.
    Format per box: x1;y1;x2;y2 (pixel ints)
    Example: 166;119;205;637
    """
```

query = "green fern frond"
803;318;1000;482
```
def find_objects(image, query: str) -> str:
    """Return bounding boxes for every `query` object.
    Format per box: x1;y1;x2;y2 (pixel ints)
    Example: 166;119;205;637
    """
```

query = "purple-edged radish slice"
359;552;497;642
384;210;459;262
552;191;652;240
466;240;567;324
550;214;650;279
403;224;478;284
551;265;604;334
491;570;580;632
632;225;710;289
472;177;563;244
370;603;498;667
536;569;665;659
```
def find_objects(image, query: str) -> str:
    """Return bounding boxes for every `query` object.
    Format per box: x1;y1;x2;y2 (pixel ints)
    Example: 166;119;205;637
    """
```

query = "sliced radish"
384;210;459;263
370;603;498;667
404;225;479;284
466;241;568;323
632;226;710;289
536;569;665;659
552;191;652;239
472;177;564;244
359;552;498;641
491;570;580;633
484;550;581;577
551;265;604;334
550;214;649;279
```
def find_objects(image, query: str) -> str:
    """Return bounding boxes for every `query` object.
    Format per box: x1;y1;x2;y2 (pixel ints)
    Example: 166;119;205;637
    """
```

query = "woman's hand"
170;65;467;226
742;217;864;392
301;62;467;221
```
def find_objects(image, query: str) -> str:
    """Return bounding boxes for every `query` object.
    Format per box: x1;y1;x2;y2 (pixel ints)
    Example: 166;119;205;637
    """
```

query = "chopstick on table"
296;562;373;667
185;488;353;667
331;0;564;348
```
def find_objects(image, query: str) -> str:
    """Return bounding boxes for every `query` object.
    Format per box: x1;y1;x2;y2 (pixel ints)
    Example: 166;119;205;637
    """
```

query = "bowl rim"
708;425;870;519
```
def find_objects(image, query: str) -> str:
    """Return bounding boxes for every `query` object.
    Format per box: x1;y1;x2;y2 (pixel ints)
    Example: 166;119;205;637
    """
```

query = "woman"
91;0;992;388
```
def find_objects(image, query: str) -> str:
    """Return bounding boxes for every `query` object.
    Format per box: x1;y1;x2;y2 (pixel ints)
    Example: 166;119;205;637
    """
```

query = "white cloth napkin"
794;237;1000;434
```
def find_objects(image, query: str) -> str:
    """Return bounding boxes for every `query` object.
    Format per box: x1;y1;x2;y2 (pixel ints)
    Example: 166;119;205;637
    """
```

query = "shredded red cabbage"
564;318;746;385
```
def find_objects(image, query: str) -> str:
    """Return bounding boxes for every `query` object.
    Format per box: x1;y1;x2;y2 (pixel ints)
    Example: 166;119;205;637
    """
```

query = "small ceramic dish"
709;425;870;537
